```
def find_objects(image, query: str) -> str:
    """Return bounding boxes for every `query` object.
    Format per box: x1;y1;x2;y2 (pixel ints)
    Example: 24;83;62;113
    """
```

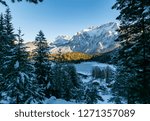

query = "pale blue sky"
0;0;119;42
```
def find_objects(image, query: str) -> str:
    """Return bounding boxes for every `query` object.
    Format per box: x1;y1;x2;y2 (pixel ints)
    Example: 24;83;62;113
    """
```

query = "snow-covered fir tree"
61;64;81;101
0;8;16;103
105;66;115;84
51;61;82;101
33;30;52;98
111;0;150;104
0;8;37;103
84;81;104;104
51;61;65;98
50;50;69;99
0;13;5;75
4;29;38;103
92;66;105;79
0;13;6;101
2;8;16;66
66;64;81;88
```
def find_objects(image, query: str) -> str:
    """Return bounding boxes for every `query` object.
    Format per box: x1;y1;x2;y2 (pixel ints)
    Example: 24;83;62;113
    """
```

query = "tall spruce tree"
51;63;81;101
50;52;81;101
4;8;13;36
2;7;15;74
0;13;5;74
0;13;5;101
0;8;16;103
0;8;43;103
111;0;150;103
33;30;52;98
0;8;36;103
3;8;15;58
66;64;81;88
62;64;81;101
3;29;37;103
84;81;104;104
51;63;64;98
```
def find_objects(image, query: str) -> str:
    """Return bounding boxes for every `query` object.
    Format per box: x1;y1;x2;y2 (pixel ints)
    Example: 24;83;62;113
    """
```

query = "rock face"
26;22;120;54
50;22;119;54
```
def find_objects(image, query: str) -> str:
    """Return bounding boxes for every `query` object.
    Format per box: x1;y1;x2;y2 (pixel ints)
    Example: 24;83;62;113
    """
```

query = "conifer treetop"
0;0;43;6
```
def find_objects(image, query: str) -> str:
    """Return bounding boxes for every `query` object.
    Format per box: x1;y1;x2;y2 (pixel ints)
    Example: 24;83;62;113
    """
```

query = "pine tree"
0;13;5;101
0;13;5;73
60;65;74;101
0;13;5;32
3;8;15;61
0;8;16;103
0;0;43;6
51;63;64;98
2;8;15;71
92;66;104;79
66;64;81;88
3;29;37;103
11;0;43;4
62;64;81;101
33;30;52;98
105;66;114;84
0;9;39;103
51;63;82;101
111;0;150;103
84;81;104;104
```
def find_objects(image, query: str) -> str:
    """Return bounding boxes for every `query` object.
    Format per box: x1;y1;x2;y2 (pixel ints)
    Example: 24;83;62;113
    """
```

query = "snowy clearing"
75;61;116;75
74;61;116;104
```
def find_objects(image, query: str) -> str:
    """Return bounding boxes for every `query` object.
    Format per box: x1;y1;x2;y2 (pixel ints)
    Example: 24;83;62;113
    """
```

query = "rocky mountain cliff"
26;22;119;54
50;22;119;54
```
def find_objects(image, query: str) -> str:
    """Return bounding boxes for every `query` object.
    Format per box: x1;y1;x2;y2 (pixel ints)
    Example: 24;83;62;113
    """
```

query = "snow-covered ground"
0;61;116;104
0;96;76;104
41;61;116;104
75;61;116;104
42;96;75;104
75;61;116;76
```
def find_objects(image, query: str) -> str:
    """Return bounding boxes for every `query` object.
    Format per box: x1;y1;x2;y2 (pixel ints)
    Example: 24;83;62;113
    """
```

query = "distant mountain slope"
50;22;119;54
25;42;36;52
26;22;120;55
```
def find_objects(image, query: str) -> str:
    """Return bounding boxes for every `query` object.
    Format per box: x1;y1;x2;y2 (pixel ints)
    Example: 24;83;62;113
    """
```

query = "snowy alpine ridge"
26;22;119;54
49;22;119;54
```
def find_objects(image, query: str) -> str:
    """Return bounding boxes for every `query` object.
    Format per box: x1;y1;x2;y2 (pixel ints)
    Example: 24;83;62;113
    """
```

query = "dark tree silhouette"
0;0;43;6
110;0;150;104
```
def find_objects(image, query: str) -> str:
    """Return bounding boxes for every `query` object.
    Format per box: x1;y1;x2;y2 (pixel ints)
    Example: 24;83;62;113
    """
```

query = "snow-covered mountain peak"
26;22;119;54
55;35;71;41
53;35;71;46
49;22;119;54
82;26;95;32
76;22;119;37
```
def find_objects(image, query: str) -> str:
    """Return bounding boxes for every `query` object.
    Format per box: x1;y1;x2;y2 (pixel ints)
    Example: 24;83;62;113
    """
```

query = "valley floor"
0;61;116;104
42;61;116;104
